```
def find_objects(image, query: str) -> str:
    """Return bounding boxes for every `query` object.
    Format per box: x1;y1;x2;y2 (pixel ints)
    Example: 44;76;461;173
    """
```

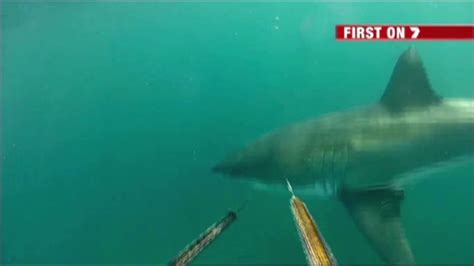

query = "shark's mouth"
246;177;340;198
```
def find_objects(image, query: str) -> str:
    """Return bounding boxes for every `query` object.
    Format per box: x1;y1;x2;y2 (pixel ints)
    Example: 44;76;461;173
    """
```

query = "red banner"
336;25;474;41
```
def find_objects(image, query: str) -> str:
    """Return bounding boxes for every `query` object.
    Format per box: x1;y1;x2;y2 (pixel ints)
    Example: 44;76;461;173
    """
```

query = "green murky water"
2;2;473;265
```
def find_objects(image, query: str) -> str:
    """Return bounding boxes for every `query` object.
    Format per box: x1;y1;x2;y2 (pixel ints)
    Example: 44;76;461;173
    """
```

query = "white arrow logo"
410;26;420;39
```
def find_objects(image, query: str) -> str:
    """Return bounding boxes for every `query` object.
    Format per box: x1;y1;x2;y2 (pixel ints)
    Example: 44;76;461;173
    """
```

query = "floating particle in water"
274;25;279;30
275;16;280;21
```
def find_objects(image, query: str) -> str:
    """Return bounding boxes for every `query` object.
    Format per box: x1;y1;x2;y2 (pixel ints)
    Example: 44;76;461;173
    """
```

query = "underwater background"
1;2;473;265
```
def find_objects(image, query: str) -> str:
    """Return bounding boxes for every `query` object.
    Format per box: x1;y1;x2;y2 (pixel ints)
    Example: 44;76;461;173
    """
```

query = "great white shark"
212;47;473;264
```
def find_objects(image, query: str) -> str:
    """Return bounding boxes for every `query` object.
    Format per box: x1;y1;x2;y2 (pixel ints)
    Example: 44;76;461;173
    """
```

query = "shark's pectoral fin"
339;187;415;265
381;46;441;112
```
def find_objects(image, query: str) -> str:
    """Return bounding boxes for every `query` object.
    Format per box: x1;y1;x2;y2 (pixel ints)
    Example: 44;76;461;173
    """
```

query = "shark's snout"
212;141;279;179
212;153;260;177
212;162;243;176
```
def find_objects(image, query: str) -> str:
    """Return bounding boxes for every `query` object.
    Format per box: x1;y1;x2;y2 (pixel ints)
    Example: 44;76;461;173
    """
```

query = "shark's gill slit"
326;149;335;194
320;149;328;194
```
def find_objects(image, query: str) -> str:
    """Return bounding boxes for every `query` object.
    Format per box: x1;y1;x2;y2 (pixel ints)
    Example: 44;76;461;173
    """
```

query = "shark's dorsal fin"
380;47;441;112
339;187;415;264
